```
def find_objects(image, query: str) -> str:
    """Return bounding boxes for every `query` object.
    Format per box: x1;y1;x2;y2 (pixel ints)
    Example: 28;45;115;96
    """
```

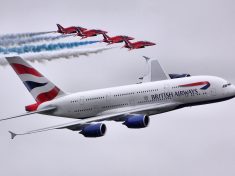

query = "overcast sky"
0;0;235;176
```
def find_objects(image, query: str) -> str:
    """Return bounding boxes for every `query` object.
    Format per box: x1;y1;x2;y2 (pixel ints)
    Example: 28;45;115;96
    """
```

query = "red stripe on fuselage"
179;81;209;87
36;87;60;103
11;63;43;77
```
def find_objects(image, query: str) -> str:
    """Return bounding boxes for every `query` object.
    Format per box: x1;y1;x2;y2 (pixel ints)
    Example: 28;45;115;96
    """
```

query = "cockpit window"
222;83;231;88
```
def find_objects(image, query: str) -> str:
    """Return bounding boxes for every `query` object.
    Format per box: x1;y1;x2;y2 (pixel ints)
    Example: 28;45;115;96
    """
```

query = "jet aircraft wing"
0;106;56;122
8;102;180;139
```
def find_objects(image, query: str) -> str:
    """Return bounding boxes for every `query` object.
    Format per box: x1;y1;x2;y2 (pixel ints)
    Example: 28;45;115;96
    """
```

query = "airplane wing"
0;106;56;122
140;56;170;83
8;102;180;139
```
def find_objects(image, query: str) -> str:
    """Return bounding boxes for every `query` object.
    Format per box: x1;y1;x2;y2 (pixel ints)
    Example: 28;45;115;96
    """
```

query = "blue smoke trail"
0;31;55;40
0;41;101;54
0;34;71;47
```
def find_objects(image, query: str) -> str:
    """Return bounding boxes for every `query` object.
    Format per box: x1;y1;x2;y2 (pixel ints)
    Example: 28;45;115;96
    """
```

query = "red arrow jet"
76;29;107;39
102;33;134;44
122;39;156;50
57;24;87;34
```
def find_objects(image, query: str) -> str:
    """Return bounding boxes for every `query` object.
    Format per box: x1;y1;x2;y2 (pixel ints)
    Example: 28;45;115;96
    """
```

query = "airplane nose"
226;84;235;98
231;84;235;96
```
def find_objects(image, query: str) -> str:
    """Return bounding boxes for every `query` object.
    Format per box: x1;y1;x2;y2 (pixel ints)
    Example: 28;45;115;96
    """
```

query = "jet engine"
123;114;149;128
79;123;106;137
169;74;191;79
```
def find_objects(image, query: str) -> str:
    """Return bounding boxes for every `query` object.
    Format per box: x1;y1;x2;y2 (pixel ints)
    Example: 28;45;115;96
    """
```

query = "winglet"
9;131;17;139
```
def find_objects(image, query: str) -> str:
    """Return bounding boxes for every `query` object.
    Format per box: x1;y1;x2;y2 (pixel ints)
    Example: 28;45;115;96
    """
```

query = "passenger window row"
137;89;158;94
114;92;134;97
86;97;105;101
74;108;92;112
71;97;105;103
102;103;128;109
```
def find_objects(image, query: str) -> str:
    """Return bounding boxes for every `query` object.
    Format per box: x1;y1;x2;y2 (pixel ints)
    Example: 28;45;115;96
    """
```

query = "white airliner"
2;56;235;139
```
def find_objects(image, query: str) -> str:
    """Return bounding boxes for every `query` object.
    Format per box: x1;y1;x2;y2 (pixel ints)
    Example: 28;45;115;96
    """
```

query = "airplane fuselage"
39;76;235;119
6;56;235;139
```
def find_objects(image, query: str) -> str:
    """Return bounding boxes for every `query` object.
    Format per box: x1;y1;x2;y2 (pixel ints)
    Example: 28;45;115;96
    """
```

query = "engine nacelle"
79;123;106;137
123;114;150;128
169;73;191;79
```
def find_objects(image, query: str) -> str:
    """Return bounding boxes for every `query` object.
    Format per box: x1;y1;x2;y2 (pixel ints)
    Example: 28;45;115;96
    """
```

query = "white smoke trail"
0;34;72;47
0;47;115;66
0;31;55;40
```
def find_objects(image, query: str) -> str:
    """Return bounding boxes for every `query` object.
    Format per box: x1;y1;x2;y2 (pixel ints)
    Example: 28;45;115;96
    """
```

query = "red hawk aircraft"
123;39;156;50
102;33;134;44
57;24;87;34
76;29;107;39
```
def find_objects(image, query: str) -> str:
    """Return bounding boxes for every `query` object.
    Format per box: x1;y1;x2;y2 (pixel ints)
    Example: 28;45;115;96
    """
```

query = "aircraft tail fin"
141;56;170;82
102;33;110;42
5;56;66;104
56;24;64;33
76;28;84;36
123;38;132;48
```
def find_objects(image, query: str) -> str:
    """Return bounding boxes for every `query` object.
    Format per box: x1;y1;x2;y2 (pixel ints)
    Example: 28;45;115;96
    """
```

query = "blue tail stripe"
23;81;47;91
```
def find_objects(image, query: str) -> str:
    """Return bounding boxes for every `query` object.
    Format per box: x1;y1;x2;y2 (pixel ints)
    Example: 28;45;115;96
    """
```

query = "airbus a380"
2;56;235;139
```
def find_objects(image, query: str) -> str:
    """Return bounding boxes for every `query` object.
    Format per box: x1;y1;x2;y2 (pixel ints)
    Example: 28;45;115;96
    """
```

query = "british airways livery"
1;56;235;139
